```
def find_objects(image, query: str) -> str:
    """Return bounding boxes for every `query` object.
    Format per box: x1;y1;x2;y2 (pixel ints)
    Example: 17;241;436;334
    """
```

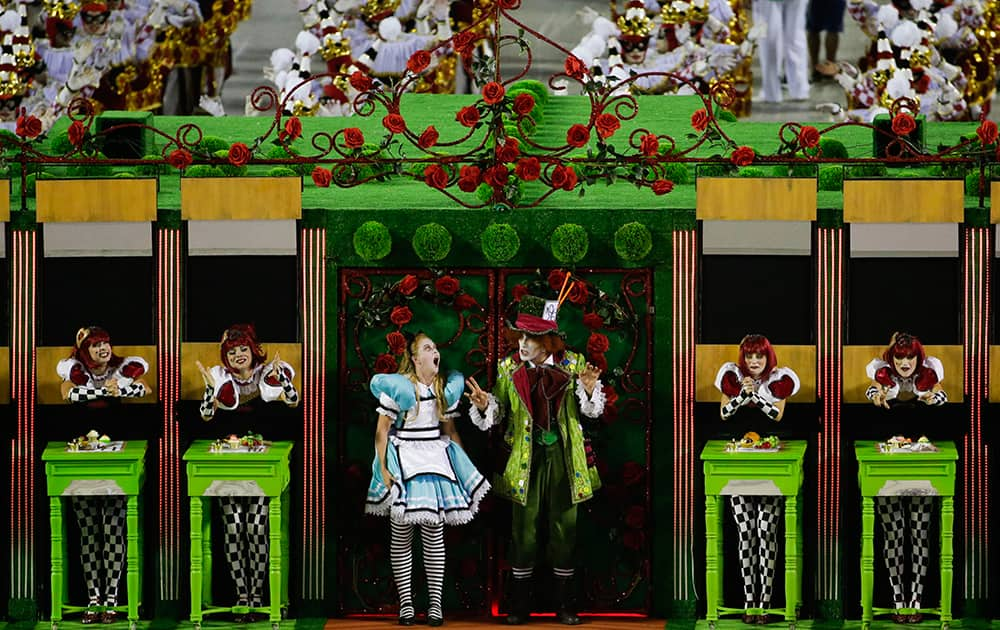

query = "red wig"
882;332;926;370
220;324;267;373
738;334;777;380
71;326;124;371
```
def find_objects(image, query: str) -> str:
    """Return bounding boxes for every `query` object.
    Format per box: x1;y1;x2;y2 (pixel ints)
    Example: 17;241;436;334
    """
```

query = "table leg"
189;497;203;625
126;496;140;625
269;494;283;625
939;496;954;625
861;496;875;628
705;494;720;623
784;495;798;623
202;500;213;606
50;498;63;625
796;493;804;609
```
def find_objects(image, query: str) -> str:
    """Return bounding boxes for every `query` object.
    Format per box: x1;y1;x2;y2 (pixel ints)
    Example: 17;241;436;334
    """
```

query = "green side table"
183;440;293;630
854;440;958;630
42;440;147;630
701;440;807;630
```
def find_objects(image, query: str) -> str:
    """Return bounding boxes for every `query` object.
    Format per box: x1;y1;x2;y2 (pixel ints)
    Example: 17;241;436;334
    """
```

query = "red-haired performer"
715;334;800;624
864;332;945;623
196;324;298;621
57;326;150;624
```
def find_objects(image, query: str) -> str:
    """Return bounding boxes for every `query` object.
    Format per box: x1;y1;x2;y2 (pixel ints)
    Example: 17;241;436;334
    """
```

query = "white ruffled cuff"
469;394;499;431
577;378;606;418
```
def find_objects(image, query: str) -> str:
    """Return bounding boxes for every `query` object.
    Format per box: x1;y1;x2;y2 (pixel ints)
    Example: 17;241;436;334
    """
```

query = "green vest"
493;351;602;506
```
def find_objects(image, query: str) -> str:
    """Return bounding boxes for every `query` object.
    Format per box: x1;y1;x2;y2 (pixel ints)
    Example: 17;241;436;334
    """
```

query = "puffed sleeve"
117;356;149;382
210;366;238;410
759;367;800;403
866;359;894;386
714;362;743;397
260;361;295;402
370;373;417;421
914;357;944;393
443;370;465;419
57;358;90;385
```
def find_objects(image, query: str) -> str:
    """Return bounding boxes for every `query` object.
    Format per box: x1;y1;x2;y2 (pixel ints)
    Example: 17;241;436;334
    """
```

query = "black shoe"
553;576;582;625
100;611;118;624
755;614;777;625
397;615;415;626
742;613;757;624
81;610;101;625
428;615;444;627
505;576;532;625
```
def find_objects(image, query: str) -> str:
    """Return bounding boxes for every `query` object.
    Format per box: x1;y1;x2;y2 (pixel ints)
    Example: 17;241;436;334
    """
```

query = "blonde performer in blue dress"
365;331;489;626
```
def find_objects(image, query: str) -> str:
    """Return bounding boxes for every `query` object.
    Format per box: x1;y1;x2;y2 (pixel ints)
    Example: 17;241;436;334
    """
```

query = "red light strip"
671;229;695;599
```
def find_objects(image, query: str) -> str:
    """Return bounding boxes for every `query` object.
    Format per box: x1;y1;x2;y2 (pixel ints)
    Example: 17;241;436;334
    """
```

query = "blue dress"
365;371;489;526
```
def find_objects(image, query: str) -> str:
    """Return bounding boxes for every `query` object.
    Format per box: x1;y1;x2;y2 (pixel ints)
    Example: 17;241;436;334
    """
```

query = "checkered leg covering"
908;496;934;608
245;498;271;607
101;497;127;606
69;386;106;402
730;495;760;607
390;519;415;619
876;497;908;607
219;497;251;605
421;524;445;621
72;497;104;605
755;496;783;605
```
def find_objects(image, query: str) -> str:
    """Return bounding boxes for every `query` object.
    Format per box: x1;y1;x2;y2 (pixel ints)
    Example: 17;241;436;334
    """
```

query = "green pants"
511;440;578;568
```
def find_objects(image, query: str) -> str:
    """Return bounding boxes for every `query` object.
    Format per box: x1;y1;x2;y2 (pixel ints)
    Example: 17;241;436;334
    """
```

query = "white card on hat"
542;300;559;322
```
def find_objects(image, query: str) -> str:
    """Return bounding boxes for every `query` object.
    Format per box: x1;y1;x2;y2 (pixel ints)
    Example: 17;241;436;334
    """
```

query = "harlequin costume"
715;336;800;621
56;326;150;623
199;324;299;615
470;294;604;626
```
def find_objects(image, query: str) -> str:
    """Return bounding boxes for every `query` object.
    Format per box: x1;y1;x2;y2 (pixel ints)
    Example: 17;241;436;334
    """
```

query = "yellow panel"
696;178;817;221
0;347;9;404
181;177;302;220
36;179;157;222
37;346;157;405
992;182;1000;224
990;347;1000;402
0;179;9;221
695;344;816;403
181;342;302;400
843;180;964;223
844;345;963;403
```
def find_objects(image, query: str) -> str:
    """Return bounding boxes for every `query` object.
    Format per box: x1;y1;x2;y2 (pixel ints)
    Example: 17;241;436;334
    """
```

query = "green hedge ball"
412;223;452;262
614;222;653;261
482;223;520;262
818;165;844;191
550;223;589;263
354;221;392;261
266;166;299;177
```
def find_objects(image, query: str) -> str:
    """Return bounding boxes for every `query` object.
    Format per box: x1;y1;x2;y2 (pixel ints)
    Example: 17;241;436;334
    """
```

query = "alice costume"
365;371;488;622
715;362;800;611
199;361;298;608
865;356;946;610
56;355;149;611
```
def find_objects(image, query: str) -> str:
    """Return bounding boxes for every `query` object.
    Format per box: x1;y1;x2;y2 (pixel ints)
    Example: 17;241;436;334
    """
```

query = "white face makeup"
412;336;440;376
88;341;112;367
744;352;766;378
893;354;917;378
226;345;253;372
518;334;548;364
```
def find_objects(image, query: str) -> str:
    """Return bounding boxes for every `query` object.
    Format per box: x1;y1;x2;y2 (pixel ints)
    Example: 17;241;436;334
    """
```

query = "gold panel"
181;177;302;220
695;344;816;403
843;180;964;223
992;182;1000;224
843;345;963;403
0;347;9;404
990;346;1000;402
181;342;302;400
37;346;157;405
696;178;816;221
0;179;9;221
36;179;157;222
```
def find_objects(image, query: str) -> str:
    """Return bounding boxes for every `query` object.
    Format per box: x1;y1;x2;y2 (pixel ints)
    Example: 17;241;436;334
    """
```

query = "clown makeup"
893;354;918;378
226;345;253;375
88;341;112;368
411;335;440;381
744;352;766;378
518;334;548;364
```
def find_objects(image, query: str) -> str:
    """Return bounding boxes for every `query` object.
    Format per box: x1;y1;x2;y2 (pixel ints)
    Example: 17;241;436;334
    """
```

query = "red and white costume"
206;361;296;410
715;362;800;406
865;356;943;402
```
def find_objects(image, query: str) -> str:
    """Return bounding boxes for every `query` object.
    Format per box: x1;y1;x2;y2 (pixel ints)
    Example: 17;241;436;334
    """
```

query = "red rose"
496;137;520;163
374;353;398;374
68;120;87;147
227;142;252;167
457;165;481;192
513;93;535;116
691;108;709;132
891;112;916;136
652;179;674;195
398;274;419;295
603;383;619;407
386;331;407;355
514;157;541;181
382;113;407;134
625;505;646;529
582;312;604;330
498;0;518;8
566;124;590;148
587;332;610;354
418;125;439;149
15;115;42;139
483;164;509;188
482;81;505;105
390;306;413;326
435;275;460;296
640;133;659;157
512;284;529;301
343;127;365;149
311;166;332;187
349;70;372;92
565;55;586;79
284;116;302;142
622;461;644;486
547;269;567;290
590;353;608;372
595;113;621;139
977;120;998;146
550;164;577;191
623;529;645;551
568;282;588;305
730;145;755;167
798;125;820;149
424;164;448;189
454;293;478;310
168;148;193;170
407;50;431;74
456;105;480;128
452;30;476;55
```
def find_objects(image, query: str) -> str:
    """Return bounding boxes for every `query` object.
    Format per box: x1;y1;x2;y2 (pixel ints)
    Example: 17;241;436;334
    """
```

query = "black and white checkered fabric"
877;496;934;608
721;390;750;419
199;385;215;419
72;496;127;606
69;386;105;402
219;497;271;607
118;382;146;398
277;372;299;405
751;393;781;420
731;495;783;608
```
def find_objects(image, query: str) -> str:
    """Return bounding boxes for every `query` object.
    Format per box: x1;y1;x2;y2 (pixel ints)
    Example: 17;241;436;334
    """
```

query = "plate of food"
878;435;938;453
66;430;125;452
726;431;782;453
209;432;270;453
